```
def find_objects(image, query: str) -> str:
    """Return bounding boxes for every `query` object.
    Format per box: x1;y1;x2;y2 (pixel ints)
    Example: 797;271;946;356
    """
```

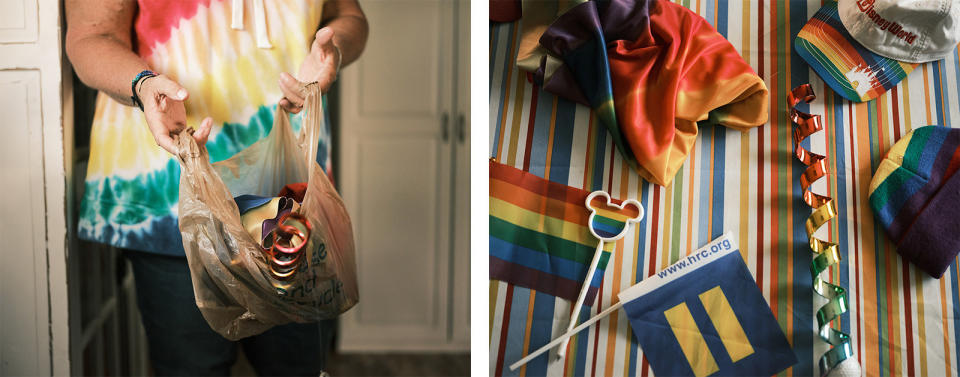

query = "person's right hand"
138;75;211;154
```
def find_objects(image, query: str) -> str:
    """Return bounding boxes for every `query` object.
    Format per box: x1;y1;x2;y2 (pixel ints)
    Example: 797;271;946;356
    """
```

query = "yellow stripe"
489;197;615;251
664;303;720;377
868;129;913;192
592;207;637;222
699;286;755;362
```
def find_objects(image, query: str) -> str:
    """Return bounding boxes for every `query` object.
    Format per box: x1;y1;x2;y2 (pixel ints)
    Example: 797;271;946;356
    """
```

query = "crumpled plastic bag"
175;83;358;340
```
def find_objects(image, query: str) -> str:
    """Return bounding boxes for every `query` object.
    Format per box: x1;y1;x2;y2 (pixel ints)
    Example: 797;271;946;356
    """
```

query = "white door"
338;0;456;351
451;0;471;348
0;0;70;374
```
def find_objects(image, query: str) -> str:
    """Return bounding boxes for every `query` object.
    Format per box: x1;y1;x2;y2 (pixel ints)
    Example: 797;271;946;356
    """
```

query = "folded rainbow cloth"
869;126;960;278
535;0;769;186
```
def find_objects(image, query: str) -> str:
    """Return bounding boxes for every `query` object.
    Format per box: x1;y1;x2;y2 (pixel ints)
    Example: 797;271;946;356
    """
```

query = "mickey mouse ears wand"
556;191;644;359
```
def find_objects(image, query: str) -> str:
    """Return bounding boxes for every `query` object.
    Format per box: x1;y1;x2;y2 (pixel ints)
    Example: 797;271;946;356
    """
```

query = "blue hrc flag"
618;234;797;377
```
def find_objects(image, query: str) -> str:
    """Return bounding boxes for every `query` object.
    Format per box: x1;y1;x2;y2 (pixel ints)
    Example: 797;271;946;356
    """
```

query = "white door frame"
0;0;71;374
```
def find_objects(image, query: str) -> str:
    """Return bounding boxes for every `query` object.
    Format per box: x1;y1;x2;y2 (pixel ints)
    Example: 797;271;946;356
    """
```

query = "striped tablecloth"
488;1;960;376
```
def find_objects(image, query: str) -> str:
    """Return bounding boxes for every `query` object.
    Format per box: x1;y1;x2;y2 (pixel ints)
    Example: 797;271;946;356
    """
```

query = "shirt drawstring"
231;0;273;49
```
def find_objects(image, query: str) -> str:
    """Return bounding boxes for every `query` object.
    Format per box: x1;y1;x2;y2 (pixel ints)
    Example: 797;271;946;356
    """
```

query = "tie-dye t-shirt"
78;0;330;256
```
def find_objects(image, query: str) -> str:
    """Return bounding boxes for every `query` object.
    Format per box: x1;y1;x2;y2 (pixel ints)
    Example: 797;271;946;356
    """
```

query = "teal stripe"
593;214;626;229
901;126;933;174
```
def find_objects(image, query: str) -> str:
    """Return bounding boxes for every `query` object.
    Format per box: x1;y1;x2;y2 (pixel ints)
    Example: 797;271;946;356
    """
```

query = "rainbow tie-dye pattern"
78;0;328;256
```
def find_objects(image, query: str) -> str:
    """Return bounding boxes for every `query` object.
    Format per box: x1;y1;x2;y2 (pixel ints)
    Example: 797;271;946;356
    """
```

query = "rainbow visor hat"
794;1;919;103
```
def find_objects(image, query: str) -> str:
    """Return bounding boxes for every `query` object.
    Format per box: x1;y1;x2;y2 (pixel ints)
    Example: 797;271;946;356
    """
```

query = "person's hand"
279;27;342;113
138;75;212;154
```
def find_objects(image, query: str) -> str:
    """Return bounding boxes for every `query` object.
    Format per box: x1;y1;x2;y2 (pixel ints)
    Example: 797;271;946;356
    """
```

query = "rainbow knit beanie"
869;126;960;278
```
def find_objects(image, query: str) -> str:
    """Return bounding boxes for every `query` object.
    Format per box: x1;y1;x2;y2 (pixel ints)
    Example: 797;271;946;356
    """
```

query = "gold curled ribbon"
789;84;854;376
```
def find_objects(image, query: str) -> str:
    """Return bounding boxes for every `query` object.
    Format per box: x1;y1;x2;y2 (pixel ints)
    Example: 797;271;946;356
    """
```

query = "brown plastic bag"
175;83;358;340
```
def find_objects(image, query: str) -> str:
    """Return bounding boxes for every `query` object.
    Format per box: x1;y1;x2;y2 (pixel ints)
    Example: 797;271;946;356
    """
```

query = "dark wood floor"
325;353;470;376
232;351;470;376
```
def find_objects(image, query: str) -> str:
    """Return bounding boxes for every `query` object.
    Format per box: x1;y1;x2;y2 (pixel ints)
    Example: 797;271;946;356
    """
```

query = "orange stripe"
583;114;597;189
660;185;672;271
854;99;880;377
878;95;903;377
941;275;952;376
519;291;537;377
603;227;625;376
602;161;632;376
544;96;559;180
686;139;697;258
490;178;590;226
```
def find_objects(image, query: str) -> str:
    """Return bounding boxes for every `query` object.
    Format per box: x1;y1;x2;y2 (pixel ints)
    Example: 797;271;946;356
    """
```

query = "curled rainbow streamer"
788;84;854;376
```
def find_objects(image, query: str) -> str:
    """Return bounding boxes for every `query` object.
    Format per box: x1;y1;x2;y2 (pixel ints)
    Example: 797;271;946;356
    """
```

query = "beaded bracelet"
130;70;158;111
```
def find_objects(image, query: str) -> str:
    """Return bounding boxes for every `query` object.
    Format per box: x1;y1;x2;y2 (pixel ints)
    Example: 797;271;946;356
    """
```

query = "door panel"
0;0;37;43
339;0;454;351
0;0;68;373
0;70;47;377
356;2;440;118
354;138;441;326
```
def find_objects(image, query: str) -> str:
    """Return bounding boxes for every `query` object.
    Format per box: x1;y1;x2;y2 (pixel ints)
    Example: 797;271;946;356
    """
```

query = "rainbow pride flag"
489;161;618;303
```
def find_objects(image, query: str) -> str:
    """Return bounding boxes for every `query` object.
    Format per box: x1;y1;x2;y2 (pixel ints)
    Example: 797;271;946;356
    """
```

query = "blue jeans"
126;250;334;376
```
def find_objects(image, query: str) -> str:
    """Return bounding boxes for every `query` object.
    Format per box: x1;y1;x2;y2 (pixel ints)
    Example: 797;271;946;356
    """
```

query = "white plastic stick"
557;240;605;358
510;301;623;371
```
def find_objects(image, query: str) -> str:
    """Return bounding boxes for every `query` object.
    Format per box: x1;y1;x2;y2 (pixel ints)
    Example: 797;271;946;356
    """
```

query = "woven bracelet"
130;70;158;111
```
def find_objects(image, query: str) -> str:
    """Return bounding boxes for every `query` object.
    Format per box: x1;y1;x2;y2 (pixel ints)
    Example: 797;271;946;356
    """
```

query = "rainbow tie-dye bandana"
534;0;769;186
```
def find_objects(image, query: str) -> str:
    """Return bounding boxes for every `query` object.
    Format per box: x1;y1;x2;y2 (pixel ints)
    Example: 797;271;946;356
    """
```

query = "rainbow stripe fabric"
78;0;330;256
489;160;617;304
587;195;640;240
491;0;960;375
795;1;918;103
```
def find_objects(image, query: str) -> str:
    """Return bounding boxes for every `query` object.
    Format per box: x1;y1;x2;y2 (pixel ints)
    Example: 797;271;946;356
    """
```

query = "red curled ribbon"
264;212;312;280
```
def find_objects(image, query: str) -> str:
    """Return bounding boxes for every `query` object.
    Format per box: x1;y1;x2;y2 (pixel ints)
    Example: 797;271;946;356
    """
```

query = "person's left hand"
279;27;341;113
